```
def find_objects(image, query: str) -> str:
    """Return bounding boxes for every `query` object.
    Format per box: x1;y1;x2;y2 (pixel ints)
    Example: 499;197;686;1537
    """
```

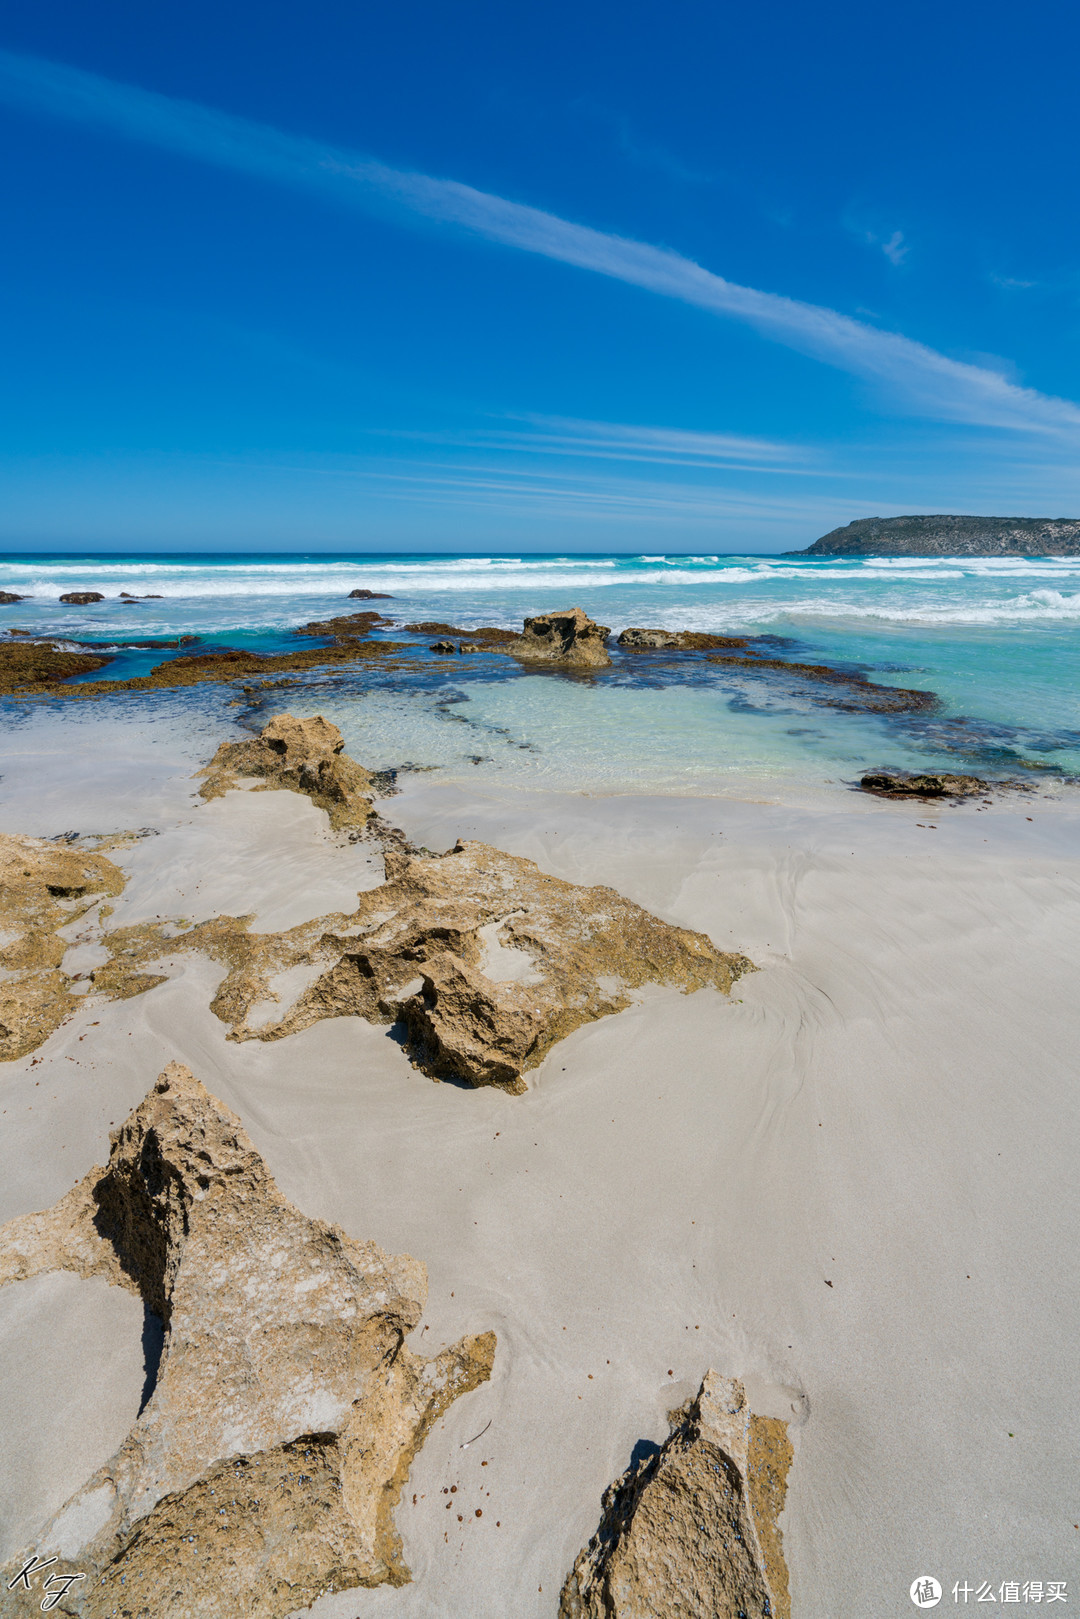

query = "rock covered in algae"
181;835;752;1092
560;1373;793;1619
199;712;375;831
616;627;749;651
0;1063;495;1617
0;640;115;693
0;833;129;1060
513;606;612;667
860;769;987;798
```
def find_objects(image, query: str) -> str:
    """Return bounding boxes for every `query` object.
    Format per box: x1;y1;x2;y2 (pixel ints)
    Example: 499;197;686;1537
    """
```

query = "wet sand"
0;712;1077;1617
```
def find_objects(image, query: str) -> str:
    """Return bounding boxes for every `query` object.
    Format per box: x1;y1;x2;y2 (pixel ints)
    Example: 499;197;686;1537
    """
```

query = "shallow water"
2;550;1079;793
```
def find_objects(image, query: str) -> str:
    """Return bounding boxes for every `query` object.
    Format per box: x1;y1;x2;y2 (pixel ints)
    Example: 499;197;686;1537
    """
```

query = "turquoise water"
2;551;1079;795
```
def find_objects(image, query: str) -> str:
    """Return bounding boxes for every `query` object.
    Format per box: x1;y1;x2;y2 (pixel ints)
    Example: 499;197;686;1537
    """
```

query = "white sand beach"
1;708;1078;1617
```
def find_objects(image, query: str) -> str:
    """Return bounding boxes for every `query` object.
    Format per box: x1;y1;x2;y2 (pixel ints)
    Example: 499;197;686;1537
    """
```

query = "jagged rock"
0;834;129;1060
58;591;105;604
617;628;749;650
112;837;751;1093
347;587;393;599
860;770;986;797
513;607;612;667
560;1373;793;1619
199;713;375;831
0;590;27;603
0;1064;495;1616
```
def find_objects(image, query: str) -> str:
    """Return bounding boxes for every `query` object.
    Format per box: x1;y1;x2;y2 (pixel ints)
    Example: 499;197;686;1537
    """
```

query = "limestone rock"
173;837;751;1092
58;591;105;604
199;713;375;831
861;770;986;797
513;607;611;667
560;1373;793;1619
0;1064;495;1617
0;834;128;1060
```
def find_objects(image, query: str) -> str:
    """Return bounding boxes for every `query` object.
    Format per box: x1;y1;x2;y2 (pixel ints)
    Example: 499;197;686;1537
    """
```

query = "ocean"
2;550;1079;797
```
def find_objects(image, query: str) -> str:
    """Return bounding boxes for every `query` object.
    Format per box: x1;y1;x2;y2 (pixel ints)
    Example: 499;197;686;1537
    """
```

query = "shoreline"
0;711;1078;1615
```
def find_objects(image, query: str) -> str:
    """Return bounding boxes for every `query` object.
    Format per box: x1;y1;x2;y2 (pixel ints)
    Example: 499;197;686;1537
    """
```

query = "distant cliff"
795;515;1080;557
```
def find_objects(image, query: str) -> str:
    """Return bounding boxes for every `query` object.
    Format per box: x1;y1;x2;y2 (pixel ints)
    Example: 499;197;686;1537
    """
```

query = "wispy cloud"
880;230;909;267
4;49;1080;442
379;415;817;473
989;272;1038;291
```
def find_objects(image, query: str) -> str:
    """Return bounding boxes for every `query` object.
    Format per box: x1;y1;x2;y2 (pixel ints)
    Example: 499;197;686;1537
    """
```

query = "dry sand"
1;708;1078;1617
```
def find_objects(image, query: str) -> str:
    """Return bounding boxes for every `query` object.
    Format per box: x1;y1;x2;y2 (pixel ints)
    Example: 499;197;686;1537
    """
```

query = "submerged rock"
514;607;612;667
707;652;938;714
0;1063;495;1616
404;621;521;644
293;609;393;636
617;627;750;650
58;590;105;604
199;712;375;831
860;770;986;797
561;1373;793;1619
0;834;130;1060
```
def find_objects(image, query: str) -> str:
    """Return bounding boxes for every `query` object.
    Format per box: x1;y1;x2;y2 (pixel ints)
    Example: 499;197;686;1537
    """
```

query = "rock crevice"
561;1373;793;1619
0;1064;495;1616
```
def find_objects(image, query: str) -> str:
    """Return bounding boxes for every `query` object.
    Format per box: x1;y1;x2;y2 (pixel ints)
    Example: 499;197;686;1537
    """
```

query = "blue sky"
2;0;1079;553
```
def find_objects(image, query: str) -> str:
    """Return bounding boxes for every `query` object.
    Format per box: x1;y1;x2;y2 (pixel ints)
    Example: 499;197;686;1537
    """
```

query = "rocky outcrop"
861;770;987;797
84;832;750;1092
404;621;521;644
348;587;393;598
118;591;163;600
0;1063;495;1617
0;834;129;1060
513;608;611;667
796;514;1080;557
1;719;752;1072
0;590;27;603
0;641;114;693
194;837;749;1091
560;1373;792;1619
293;609;393;637
199;713;375;831
58;591;105;604
617;628;750;650
6;635;412;700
